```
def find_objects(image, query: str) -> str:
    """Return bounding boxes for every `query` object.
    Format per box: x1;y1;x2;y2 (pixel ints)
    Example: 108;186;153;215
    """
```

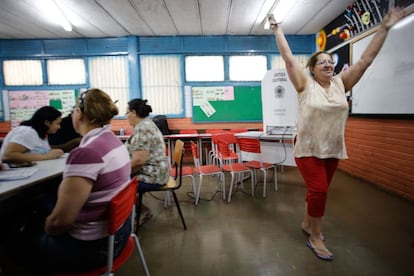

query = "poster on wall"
317;0;389;51
192;86;234;118
8;90;76;128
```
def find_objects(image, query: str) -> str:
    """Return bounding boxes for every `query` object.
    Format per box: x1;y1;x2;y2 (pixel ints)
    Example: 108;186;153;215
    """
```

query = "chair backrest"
214;133;239;162
104;177;138;274
229;128;248;133
190;141;201;168
237;138;263;164
172;139;184;166
109;177;138;234
179;129;198;134
205;129;228;134
171;139;185;184
237;138;261;154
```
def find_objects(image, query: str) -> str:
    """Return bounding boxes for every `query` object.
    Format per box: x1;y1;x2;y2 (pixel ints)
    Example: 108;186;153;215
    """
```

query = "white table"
235;131;296;167
0;156;67;200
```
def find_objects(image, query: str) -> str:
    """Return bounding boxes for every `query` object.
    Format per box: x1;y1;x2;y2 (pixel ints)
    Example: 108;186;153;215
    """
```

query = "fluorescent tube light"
262;0;297;29
271;0;297;23
42;0;72;32
257;0;278;24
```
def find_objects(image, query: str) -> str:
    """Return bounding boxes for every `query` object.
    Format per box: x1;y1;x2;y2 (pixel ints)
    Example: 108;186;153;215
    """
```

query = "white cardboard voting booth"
260;69;297;166
261;69;298;134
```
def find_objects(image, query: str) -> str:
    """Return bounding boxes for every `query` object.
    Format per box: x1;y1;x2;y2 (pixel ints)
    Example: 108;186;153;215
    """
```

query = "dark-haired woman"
0;106;64;165
125;98;169;225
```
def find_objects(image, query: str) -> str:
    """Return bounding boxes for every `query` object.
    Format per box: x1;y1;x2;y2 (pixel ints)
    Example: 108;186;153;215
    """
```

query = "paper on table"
0;167;39;181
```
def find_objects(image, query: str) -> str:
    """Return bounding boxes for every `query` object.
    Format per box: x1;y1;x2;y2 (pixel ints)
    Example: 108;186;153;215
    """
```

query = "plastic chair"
136;140;187;233
214;133;254;203
190;141;225;205
179;129;198;134
203;130;227;165
204;129;227;164
207;132;237;166
229;128;248;134
238;137;277;197
53;177;150;276
164;144;196;206
167;155;196;206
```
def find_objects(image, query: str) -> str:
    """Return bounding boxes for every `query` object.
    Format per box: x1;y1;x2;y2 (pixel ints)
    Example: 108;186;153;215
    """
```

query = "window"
140;55;183;115
47;59;86;85
3;60;43;86
88;56;129;114
229;55;267;81
185;56;224;81
270;54;309;69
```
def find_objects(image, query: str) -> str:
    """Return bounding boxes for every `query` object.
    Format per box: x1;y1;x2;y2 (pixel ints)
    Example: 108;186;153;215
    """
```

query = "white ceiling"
0;0;354;39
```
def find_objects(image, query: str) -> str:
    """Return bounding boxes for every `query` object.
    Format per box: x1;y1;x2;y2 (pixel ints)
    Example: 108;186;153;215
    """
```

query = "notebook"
0;167;39;181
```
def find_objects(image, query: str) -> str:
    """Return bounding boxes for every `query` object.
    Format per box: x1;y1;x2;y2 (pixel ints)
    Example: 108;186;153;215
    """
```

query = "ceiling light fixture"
263;0;297;29
257;0;278;25
42;0;73;32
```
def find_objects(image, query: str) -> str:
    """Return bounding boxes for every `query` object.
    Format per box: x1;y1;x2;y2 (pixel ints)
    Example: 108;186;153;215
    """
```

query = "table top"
0;155;67;199
234;131;293;140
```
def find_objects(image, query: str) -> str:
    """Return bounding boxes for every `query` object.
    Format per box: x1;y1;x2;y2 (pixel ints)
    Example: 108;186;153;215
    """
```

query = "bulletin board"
192;86;262;122
7;90;77;128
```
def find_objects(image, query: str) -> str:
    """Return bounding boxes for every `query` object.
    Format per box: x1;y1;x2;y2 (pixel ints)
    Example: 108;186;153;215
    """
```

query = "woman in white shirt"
0;106;64;166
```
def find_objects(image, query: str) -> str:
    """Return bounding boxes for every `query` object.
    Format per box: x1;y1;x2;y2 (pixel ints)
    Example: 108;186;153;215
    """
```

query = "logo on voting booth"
274;85;285;98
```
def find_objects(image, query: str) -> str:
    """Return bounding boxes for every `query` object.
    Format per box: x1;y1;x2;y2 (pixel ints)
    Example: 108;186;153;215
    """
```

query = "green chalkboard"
192;86;262;122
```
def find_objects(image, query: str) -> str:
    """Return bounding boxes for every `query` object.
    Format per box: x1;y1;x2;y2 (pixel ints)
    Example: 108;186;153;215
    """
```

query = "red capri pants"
294;157;339;217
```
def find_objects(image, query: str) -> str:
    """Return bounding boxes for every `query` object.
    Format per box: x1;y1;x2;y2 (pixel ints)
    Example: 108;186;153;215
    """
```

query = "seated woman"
32;89;132;273
0;106;65;166
125;99;169;225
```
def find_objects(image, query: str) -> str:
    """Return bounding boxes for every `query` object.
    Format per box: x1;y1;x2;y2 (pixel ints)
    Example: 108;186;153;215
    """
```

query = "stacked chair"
214;133;254;203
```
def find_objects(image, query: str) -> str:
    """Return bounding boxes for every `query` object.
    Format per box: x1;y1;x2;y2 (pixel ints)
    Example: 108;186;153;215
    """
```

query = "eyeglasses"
315;60;335;66
78;90;90;111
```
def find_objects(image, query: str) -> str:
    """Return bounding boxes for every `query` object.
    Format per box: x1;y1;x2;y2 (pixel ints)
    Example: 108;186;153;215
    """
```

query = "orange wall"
110;118;263;134
2;117;413;201
339;117;414;201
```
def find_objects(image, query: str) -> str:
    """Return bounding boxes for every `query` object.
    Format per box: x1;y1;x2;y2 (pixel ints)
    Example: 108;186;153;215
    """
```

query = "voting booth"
261;69;297;134
259;69;297;166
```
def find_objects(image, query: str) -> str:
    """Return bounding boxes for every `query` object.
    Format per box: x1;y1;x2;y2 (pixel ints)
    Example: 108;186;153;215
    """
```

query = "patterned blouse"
125;117;169;184
294;75;349;159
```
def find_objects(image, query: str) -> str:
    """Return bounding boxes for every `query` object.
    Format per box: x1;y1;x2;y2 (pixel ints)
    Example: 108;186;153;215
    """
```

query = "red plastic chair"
190;141;225;205
214;134;254;203
53;177;150;276
204;129;227;134
229;128;248;133
179;129;198;134
205;130;231;165
238;137;277;197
